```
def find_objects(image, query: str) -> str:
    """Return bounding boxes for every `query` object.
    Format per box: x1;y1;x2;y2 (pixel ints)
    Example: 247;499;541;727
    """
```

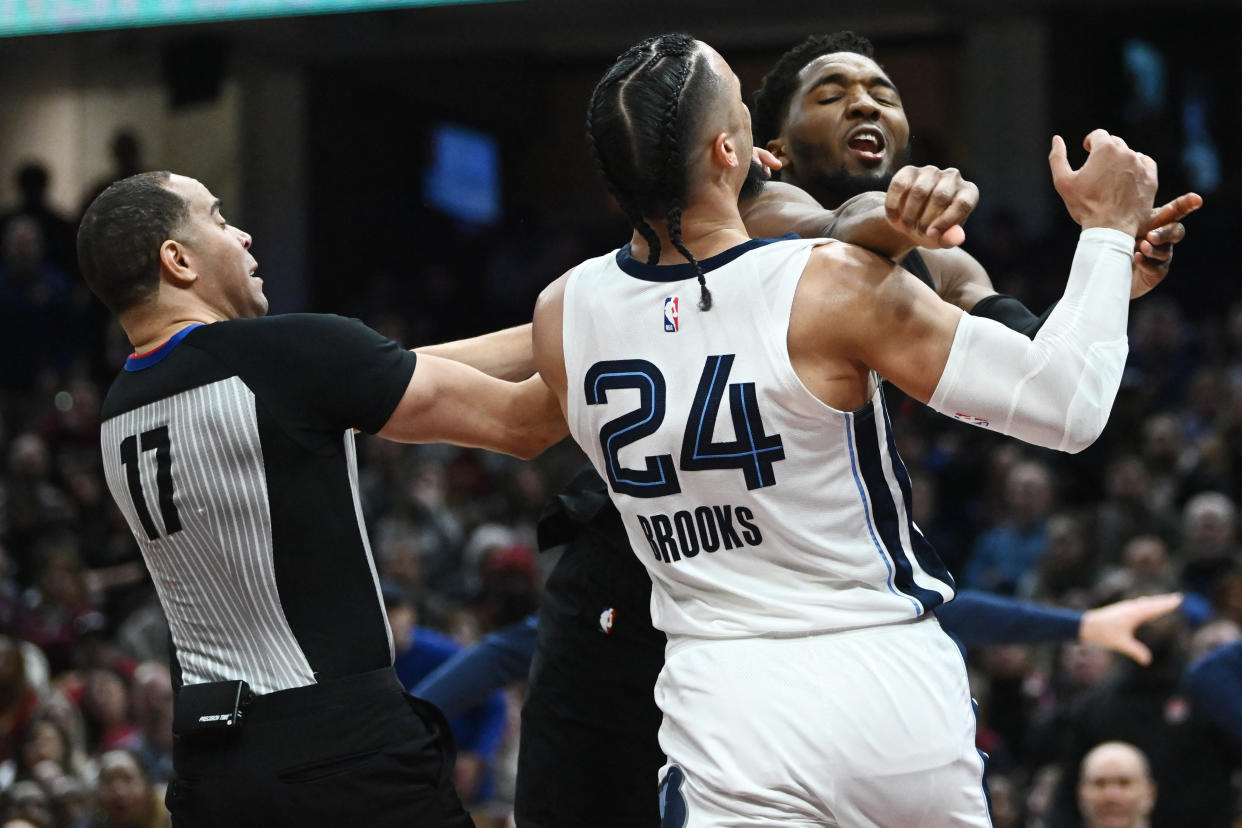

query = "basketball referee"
76;171;565;827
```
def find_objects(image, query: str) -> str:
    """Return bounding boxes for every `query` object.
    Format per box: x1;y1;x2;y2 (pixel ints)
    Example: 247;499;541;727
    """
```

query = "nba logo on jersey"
664;297;679;332
599;607;616;634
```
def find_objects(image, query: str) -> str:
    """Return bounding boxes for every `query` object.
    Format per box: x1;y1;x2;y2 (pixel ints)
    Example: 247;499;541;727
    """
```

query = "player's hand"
1049;130;1158;238
1129;192;1204;299
884;165;977;249
1078;593;1183;665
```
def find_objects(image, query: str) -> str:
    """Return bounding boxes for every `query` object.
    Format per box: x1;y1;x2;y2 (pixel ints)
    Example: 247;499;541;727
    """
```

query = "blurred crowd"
0;147;1238;828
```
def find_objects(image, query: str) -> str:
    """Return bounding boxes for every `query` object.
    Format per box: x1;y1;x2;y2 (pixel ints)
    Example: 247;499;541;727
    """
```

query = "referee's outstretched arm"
378;352;566;460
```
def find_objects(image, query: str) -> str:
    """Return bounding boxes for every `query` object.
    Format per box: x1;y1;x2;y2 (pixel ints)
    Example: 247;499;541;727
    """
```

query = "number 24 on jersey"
585;354;785;498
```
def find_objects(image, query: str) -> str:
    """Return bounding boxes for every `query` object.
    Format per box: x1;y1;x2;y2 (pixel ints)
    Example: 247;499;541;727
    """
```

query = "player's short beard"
738;159;768;202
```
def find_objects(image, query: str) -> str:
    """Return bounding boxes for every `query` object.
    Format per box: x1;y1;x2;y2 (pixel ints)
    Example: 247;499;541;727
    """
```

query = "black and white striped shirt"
99;314;416;694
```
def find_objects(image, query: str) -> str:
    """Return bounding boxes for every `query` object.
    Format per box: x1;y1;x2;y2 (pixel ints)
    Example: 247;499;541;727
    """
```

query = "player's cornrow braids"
665;207;710;311
653;49;712;311
586;37;675;264
586;47;665;263
587;33;715;309
752;31;875;149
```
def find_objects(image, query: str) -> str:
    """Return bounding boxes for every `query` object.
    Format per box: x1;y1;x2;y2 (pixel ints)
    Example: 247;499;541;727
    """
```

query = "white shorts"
654;617;991;827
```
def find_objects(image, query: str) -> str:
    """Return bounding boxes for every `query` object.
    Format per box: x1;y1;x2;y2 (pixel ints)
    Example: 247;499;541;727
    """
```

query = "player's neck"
628;202;750;266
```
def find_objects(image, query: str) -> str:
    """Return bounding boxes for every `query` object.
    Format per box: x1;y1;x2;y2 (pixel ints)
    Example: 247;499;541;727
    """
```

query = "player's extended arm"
819;131;1157;453
741;175;1052;335
741;168;1061;340
415;323;534;381
936;590;1080;646
741;170;975;262
378;353;566;458
412;615;538;720
939;591;1181;665
739;153;1068;340
1076;593;1183;665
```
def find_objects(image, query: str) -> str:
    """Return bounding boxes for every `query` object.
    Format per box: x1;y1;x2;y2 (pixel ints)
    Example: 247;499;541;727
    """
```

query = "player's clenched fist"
1049;129;1158;238
884;165;979;249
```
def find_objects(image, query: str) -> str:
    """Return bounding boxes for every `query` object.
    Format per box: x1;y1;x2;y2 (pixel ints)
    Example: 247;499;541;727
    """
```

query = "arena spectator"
1077;741;1156;828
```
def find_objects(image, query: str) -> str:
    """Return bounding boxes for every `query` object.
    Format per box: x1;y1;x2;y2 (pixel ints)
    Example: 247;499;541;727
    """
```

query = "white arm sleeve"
927;227;1134;453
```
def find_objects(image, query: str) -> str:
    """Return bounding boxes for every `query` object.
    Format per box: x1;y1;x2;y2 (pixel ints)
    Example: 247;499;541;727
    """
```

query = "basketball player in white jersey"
531;34;1159;826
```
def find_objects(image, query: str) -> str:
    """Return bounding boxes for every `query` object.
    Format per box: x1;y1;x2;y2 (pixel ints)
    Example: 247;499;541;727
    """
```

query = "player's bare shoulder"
802;240;903;302
793;240;934;358
531;266;578;399
534;267;574;314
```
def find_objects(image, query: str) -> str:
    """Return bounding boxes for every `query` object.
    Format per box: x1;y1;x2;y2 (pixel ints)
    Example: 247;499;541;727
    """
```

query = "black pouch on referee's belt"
173;680;253;742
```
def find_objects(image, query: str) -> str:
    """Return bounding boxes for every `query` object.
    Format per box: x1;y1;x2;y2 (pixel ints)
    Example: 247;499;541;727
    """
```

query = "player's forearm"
415;323;534;381
928;228;1133;453
739;184;912;260
937;590;1082;646
828;191;919;260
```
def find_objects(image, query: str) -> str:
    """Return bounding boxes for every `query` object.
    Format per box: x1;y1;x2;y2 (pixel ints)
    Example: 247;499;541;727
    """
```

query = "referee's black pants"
166;667;473;827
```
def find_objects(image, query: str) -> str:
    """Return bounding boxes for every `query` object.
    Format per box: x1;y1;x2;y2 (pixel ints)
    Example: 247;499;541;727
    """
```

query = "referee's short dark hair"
77;171;188;315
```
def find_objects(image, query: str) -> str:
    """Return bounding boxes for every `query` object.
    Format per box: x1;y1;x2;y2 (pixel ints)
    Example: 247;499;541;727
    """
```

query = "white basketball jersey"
563;236;956;639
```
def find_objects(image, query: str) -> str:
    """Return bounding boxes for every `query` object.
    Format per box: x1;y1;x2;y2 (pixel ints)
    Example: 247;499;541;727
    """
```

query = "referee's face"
166;175;267;319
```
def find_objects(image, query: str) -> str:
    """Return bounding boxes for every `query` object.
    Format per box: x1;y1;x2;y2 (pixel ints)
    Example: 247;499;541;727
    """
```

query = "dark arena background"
0;0;1239;825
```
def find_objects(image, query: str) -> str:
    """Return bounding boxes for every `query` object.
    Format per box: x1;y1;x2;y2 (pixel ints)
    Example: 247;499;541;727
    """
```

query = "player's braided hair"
587;33;718;311
752;31;875;149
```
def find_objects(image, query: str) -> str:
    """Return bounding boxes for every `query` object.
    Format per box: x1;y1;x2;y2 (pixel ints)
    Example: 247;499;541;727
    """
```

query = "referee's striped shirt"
99;314;415;695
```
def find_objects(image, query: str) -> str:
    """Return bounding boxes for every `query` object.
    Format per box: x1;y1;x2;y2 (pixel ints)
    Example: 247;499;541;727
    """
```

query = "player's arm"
743;176;1058;337
939;591;1181;665
378;354;566;459
531;269;572;417
741;172;975;261
415;323;534;381
738;156;1054;336
412;615;538;720
936;590;1082;647
1076;593;1183;665
742;166;1065;341
740;180;840;239
814;131;1157;453
822;230;1123;453
923;190;1201;330
917;245;1058;339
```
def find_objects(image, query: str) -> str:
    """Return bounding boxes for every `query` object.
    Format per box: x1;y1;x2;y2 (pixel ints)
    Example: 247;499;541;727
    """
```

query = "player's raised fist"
884;164;978;249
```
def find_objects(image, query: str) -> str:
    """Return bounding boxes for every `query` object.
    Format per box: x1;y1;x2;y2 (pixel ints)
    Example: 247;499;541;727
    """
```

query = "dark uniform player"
78;171;564;827
516;468;665;827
